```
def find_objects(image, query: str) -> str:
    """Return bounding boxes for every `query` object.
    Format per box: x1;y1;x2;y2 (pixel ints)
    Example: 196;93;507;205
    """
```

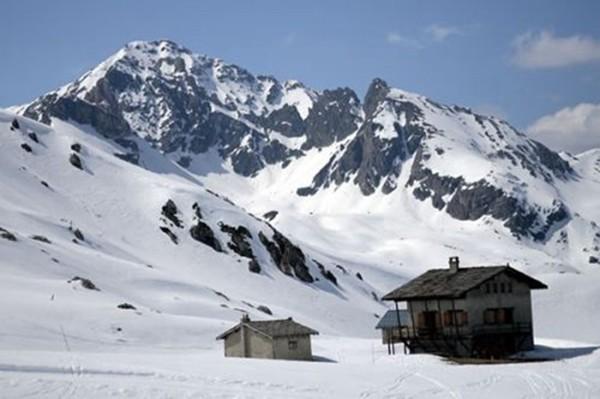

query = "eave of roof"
382;265;547;302
216;318;319;340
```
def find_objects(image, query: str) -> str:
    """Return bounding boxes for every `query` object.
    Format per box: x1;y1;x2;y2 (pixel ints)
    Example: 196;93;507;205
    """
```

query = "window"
484;309;496;324
493;283;498;293
485;284;490;294
443;310;468;326
507;282;513;293
484;308;514;324
417;311;440;330
288;340;298;350
500;283;505;293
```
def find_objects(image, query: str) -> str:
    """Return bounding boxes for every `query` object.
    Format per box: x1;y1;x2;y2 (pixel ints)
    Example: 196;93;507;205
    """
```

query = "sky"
1;0;599;153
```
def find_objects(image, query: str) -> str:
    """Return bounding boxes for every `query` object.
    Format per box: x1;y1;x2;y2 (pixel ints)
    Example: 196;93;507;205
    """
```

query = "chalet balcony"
471;322;532;336
397;322;532;340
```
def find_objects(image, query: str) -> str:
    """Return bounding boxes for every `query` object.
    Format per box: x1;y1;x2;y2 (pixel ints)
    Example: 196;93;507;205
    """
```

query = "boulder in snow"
69;153;83;170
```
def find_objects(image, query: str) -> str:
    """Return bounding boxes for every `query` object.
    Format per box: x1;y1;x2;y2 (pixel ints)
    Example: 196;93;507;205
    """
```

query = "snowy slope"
0;109;393;352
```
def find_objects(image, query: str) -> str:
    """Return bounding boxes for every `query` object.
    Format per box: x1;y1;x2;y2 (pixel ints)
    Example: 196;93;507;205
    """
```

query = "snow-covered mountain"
18;39;597;250
3;39;600;397
6;39;600;337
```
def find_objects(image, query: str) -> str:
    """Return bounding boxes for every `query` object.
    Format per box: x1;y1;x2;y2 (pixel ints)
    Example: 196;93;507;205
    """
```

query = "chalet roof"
382;265;547;301
375;310;409;329
216;317;319;340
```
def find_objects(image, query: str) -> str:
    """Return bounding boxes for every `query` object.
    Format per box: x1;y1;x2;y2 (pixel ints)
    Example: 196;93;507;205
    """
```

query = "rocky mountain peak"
15;40;581;241
363;78;390;116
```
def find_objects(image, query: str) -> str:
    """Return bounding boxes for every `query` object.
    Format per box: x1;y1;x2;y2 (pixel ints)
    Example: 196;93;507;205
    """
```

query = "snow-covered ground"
1;337;599;398
1;109;600;398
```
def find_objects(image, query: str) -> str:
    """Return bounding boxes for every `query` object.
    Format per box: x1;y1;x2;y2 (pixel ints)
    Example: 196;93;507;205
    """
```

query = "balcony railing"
395;322;532;340
471;322;532;336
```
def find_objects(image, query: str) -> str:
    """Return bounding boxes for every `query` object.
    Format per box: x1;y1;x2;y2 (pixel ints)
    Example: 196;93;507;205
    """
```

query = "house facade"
382;257;547;358
216;315;318;361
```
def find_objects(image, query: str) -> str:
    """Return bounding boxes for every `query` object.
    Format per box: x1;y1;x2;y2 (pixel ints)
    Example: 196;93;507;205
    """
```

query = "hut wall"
224;327;275;358
272;335;312;360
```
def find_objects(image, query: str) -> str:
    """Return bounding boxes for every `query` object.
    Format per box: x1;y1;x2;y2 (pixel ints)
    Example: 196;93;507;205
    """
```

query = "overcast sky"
1;0;599;153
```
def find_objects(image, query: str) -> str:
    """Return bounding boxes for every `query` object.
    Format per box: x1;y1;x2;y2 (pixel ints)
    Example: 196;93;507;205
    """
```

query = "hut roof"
382;265;547;301
216;317;319;340
375;310;409;329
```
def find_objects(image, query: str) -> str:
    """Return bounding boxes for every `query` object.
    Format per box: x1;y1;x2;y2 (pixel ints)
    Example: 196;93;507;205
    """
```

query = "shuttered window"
443;310;468;326
484;308;514;324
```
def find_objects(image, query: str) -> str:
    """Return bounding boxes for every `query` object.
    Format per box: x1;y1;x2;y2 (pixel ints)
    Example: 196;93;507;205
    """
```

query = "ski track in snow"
1;343;599;399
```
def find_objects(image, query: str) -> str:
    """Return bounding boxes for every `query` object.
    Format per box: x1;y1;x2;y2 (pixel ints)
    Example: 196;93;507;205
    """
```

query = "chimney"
241;313;250;323
449;256;460;273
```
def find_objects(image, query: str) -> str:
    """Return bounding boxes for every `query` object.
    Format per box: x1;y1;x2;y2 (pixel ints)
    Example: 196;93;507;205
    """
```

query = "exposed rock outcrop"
190;221;222;252
259;229;313;283
161;199;183;228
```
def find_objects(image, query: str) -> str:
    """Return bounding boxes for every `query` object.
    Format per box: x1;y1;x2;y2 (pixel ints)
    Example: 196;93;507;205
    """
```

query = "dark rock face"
30;235;51;243
159;226;178;244
409;155;571;242
20;143;33;153
315;261;338;286
298;95;425;196
11;118;20;130
263;210;278;221
259;229;313;282
117;303;136;310
301;88;362;149
161;199;183;228
28;132;39;143
220;223;253;258
263;104;305;137
590;256;599;264
25;95;132;138
0;227;17;241
68;276;99;291
71;142;82;153
190;221;222;252
248;259;261;273
192;202;203;219
363;78;390;116
69;153;83;170
73;228;85;241
257;305;272;315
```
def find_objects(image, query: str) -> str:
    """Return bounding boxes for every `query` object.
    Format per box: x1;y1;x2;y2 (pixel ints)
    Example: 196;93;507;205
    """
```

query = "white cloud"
527;103;600;154
386;32;423;49
426;25;461;42
512;30;600;69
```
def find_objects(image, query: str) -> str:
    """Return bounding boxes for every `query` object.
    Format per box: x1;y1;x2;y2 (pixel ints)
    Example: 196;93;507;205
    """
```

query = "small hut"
375;309;409;354
216;315;319;361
